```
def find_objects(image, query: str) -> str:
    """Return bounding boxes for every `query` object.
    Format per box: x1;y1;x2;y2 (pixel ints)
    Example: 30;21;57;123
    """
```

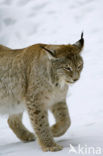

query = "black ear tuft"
40;46;56;59
81;32;83;39
80;32;84;47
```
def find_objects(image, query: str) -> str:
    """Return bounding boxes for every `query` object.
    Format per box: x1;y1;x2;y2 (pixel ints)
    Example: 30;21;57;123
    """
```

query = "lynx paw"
51;124;64;137
20;132;36;142
42;143;63;152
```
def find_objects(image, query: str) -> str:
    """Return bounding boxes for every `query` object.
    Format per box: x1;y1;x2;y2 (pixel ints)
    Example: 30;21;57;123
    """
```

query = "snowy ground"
0;0;103;155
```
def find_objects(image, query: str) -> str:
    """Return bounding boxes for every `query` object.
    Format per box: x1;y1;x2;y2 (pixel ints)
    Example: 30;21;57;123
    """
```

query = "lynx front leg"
8;113;35;142
51;102;71;137
26;93;62;152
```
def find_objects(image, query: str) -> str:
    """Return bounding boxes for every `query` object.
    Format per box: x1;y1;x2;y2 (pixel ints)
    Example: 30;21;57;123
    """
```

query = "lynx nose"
73;79;78;82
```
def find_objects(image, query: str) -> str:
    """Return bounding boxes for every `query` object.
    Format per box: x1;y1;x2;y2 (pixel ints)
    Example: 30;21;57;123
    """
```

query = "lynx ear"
74;32;84;50
40;46;56;60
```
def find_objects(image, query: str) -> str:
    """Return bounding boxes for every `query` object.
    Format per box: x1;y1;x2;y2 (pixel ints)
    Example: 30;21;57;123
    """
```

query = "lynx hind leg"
8;113;36;142
51;102;71;137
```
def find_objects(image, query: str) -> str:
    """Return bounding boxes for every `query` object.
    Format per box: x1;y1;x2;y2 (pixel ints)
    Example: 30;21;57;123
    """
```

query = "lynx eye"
63;66;72;71
77;64;82;70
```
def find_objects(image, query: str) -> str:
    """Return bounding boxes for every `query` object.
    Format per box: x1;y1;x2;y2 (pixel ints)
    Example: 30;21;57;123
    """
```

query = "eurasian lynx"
0;33;84;152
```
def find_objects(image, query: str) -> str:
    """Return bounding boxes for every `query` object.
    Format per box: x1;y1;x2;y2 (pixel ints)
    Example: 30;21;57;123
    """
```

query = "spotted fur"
0;34;84;152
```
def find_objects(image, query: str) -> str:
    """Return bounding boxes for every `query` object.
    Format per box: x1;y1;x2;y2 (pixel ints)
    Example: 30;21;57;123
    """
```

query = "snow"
0;0;103;155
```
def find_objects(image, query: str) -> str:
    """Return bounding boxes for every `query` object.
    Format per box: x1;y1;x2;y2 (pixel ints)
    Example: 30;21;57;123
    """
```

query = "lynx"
0;33;84;152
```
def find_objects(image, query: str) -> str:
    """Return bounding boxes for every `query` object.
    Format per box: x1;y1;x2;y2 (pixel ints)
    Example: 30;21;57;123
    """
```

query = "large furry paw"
42;143;63;152
51;123;68;137
20;132;36;142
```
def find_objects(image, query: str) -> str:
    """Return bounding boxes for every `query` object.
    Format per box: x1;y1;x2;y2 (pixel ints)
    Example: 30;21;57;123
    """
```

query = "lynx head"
41;33;84;87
